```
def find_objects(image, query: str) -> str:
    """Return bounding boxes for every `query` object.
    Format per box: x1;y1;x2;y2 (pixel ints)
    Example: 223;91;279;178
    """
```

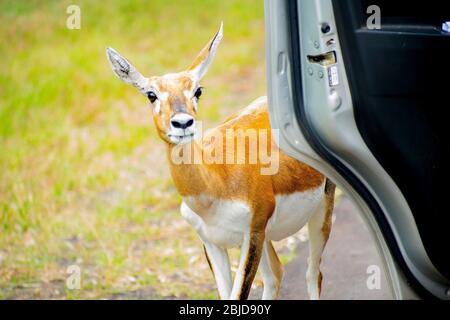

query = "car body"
264;0;450;299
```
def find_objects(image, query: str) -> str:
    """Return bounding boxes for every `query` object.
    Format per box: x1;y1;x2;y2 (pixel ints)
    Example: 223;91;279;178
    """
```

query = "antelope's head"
106;23;223;145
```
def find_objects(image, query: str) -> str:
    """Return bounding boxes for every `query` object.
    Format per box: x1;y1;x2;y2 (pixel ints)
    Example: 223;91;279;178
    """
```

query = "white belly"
266;186;324;241
181;186;324;248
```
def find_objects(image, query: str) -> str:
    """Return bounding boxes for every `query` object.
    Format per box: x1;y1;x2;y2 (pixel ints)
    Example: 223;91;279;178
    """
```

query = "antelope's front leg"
180;202;233;299
229;230;265;300
202;241;232;299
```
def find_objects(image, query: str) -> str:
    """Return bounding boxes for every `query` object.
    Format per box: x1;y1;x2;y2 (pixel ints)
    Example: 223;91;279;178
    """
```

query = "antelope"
106;22;336;300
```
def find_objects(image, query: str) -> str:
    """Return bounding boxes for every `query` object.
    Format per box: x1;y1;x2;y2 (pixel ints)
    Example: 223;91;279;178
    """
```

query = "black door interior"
331;0;450;281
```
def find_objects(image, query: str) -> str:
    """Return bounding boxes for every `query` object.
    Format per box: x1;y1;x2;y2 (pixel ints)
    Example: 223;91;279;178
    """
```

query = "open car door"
264;0;450;299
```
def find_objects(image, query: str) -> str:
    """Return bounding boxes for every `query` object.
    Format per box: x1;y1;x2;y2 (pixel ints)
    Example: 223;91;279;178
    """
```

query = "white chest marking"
181;197;251;248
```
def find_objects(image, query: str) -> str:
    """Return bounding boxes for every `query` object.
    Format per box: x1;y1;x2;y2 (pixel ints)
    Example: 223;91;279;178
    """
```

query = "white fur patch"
159;91;169;101
182;196;251;248
147;80;169;101
154;100;161;114
183;90;192;99
181;185;326;300
180;201;233;299
266;185;324;241
182;183;324;247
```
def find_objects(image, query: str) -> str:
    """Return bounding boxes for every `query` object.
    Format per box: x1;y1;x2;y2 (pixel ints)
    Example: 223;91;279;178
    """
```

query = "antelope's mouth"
168;132;196;145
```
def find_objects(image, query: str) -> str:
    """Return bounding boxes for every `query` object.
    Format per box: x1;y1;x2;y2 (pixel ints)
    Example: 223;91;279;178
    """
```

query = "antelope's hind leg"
306;179;336;300
259;240;284;300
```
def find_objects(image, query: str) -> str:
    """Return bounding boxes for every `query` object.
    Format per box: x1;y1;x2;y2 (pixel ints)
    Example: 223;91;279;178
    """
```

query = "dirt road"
252;196;393;300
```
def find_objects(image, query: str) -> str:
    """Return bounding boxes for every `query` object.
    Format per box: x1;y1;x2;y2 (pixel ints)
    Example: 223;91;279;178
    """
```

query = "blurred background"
0;0;267;299
0;0;392;300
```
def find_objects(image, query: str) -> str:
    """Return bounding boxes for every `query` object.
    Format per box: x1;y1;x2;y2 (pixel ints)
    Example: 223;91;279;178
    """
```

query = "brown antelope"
106;22;335;300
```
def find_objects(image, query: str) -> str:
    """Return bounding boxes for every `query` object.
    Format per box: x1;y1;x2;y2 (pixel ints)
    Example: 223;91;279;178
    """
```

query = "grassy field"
0;0;290;299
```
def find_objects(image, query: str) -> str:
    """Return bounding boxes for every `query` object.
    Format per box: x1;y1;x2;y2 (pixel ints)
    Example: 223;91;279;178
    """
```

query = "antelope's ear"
187;22;223;81
106;47;148;94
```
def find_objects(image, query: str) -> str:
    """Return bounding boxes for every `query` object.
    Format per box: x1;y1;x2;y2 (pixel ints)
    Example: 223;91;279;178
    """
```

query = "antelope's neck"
166;141;210;197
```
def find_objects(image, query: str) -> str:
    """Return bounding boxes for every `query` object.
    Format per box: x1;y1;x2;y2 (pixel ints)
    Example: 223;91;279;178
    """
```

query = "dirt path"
251;196;393;300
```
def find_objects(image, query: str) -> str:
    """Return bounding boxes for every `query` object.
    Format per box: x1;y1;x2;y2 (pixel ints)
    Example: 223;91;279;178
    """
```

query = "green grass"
0;0;268;299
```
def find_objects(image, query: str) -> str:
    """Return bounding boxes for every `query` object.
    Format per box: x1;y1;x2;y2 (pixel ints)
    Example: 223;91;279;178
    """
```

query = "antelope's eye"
147;91;157;103
194;87;202;99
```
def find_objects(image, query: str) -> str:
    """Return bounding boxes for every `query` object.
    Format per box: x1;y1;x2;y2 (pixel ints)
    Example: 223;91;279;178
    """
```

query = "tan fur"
167;103;325;213
187;29;220;72
163;100;325;300
318;271;323;296
107;24;335;300
322;179;336;237
239;231;265;299
267;240;284;296
148;73;197;143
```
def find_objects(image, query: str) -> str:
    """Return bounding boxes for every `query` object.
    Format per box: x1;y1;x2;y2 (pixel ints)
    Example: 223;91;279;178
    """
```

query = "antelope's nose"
170;113;195;130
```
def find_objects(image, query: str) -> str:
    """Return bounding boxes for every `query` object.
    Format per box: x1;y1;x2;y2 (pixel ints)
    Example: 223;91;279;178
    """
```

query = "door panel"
332;0;450;280
265;0;450;298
